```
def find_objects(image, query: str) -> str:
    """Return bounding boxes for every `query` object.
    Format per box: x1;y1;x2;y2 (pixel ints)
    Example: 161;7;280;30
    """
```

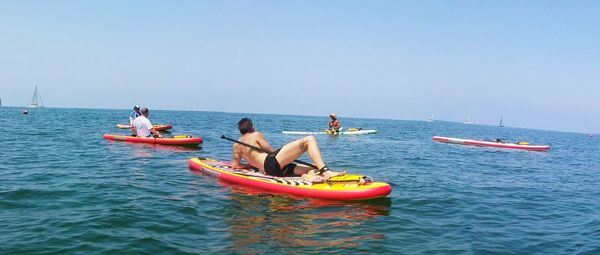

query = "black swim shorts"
264;149;297;177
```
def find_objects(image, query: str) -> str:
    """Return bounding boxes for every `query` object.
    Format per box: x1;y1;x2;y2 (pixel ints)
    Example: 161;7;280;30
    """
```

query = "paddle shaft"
233;171;364;183
220;135;318;169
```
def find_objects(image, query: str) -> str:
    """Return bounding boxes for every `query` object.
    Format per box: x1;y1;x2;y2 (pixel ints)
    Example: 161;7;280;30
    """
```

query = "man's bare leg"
292;165;327;182
292;165;313;176
276;136;345;178
275;136;324;168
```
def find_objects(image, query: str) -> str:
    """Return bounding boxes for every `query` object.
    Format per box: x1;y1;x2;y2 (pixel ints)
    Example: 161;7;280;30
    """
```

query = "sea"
1;107;599;254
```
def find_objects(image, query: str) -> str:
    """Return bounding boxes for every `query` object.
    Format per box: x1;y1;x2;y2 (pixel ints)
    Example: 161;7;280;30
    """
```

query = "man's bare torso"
234;132;271;172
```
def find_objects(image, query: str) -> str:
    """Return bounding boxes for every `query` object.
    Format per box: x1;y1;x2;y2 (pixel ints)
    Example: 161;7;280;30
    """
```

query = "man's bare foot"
358;178;366;185
322;170;346;179
302;173;326;183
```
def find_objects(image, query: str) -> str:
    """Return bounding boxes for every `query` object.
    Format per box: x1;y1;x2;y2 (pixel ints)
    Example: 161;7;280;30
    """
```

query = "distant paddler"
327;113;342;134
129;105;141;126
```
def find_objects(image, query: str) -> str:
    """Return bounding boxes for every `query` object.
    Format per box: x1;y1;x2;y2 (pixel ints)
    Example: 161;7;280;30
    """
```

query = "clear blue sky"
1;1;598;133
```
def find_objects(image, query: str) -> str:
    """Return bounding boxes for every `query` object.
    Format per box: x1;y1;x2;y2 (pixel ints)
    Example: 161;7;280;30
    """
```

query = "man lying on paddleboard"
230;118;345;182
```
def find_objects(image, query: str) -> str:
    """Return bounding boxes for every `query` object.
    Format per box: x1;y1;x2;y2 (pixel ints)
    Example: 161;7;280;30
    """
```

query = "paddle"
232;171;368;183
220;135;319;169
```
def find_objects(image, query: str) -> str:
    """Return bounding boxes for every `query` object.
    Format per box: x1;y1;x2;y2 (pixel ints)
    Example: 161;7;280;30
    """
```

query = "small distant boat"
28;85;44;108
426;114;435;123
499;116;504;127
433;136;550;151
463;113;474;124
22;110;29;115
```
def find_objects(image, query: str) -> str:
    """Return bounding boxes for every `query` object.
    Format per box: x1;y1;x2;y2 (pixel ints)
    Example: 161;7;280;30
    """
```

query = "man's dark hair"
141;107;149;115
238;118;254;134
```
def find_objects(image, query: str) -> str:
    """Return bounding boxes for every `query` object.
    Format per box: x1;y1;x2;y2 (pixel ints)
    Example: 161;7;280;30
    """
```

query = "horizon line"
1;105;595;136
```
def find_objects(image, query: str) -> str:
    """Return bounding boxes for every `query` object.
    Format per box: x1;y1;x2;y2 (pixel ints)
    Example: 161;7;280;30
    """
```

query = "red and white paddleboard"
433;136;550;151
103;134;202;147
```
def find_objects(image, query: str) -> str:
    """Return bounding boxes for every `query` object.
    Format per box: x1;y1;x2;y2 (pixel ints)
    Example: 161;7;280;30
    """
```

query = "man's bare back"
231;131;272;174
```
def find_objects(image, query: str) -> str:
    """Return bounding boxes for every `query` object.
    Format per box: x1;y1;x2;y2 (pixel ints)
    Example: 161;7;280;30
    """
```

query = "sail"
28;86;43;108
427;114;435;122
30;86;38;107
38;88;44;107
464;113;473;124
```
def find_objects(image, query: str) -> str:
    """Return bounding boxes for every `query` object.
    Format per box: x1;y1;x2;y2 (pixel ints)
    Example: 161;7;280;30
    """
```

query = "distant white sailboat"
499;116;504;127
427;114;435;122
28;85;44;108
463;113;474;124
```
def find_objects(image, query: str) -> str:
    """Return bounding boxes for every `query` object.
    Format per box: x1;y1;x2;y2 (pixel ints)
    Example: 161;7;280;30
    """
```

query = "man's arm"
131;119;137;134
147;120;162;137
151;128;162;137
230;144;252;169
256;132;274;153
230;145;242;167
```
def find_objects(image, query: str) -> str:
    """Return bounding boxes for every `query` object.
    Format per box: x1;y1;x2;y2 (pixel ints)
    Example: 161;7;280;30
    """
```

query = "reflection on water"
217;180;391;252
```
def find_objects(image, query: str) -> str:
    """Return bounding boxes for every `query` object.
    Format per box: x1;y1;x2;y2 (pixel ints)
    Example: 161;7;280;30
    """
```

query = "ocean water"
1;107;599;254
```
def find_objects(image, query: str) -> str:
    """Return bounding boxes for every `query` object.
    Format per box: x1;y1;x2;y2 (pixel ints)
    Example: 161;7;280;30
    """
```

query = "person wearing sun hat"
328;113;342;133
129;105;141;126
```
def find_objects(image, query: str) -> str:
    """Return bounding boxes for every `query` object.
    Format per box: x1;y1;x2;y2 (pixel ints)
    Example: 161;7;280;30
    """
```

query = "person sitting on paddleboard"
328;113;342;133
129;105;141;126
230;118;345;182
131;107;162;138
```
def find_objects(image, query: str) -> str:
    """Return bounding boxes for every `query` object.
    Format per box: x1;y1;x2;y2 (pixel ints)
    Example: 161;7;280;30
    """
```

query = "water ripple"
1;108;599;253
